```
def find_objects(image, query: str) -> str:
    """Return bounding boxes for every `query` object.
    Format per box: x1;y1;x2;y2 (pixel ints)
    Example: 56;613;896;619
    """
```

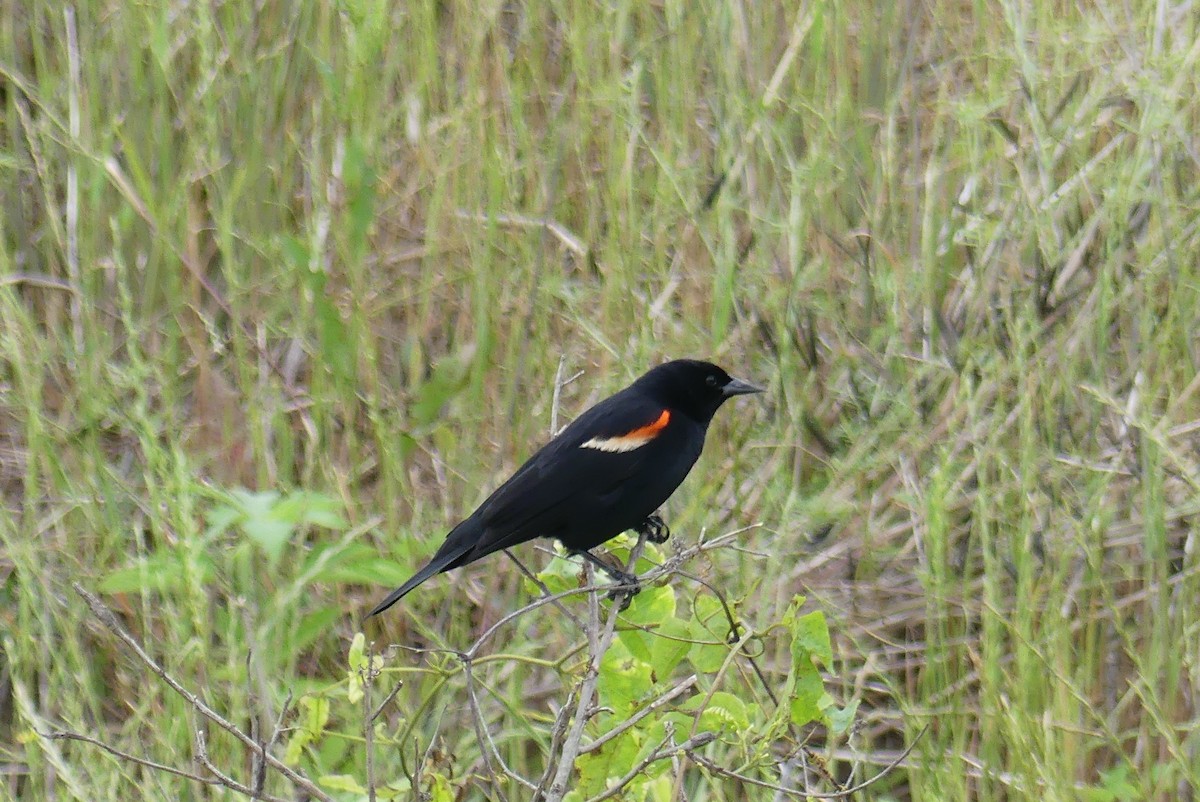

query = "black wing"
463;388;672;558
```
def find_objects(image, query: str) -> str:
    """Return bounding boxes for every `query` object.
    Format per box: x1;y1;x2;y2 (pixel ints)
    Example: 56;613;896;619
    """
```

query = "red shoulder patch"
623;409;670;439
580;410;671;453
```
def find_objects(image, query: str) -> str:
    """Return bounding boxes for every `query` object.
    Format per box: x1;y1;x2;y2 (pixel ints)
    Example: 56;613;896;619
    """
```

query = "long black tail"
366;525;476;617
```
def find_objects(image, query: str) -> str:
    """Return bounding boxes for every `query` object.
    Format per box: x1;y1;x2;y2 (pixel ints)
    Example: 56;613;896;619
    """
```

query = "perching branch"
382;519;881;801
534;530;651;802
385;524;779;798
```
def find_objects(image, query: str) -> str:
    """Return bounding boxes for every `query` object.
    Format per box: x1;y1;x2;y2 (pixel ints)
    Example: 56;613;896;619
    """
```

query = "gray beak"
722;377;765;397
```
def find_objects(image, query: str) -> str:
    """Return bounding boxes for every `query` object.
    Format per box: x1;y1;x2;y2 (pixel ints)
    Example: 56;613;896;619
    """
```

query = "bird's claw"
606;575;641;610
575;549;642;609
638;514;670;544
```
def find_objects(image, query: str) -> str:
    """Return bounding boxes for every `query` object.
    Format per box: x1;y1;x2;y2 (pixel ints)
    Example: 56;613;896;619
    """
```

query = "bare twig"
47;730;217;788
461;583;617;661
254;690;292;799
0;273;80;292
582;732;717;802
461;656;500;797
540;684;577;790
502;550;586;630
669;563;781;708
580;674;698;755
453;210;587;261
363;643;378;802
551;356;567;435
686;725;929;799
459;527;754;660
537;532;650;802
195;730;290;802
388;524;778;801
460;654;535;794
70;583;332;802
540;571;618;801
63;4;83;353
371;680;405;722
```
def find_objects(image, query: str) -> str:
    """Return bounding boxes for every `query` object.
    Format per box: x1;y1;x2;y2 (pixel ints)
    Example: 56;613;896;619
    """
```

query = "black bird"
367;359;763;616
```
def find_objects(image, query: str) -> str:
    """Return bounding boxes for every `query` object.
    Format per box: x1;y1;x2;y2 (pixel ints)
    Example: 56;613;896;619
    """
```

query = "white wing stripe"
580;435;653;453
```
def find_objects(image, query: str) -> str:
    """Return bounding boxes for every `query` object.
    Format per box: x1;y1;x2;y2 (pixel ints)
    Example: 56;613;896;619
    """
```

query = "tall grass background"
2;0;1199;799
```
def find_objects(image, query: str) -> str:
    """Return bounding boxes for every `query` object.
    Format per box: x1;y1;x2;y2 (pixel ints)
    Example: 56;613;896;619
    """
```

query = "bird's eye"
705;375;720;387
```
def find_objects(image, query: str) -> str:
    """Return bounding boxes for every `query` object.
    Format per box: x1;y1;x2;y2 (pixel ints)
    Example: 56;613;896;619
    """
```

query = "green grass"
3;0;1200;799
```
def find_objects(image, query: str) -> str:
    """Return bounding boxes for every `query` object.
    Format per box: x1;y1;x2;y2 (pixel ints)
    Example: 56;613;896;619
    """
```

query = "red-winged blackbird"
367;359;763;616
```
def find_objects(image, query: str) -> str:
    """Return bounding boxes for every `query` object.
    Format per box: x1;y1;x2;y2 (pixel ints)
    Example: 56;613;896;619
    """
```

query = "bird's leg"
636;513;670;544
573;549;637;585
572;549;640;608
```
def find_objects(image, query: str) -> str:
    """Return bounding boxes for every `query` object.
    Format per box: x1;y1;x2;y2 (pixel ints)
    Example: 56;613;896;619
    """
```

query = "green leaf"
1097;765;1139;802
648;617;693;679
533;551;584;595
396;431;419;461
687;617;728;674
689;594;728;637
684;690;749;733
231;488;281;517
643;773;675;802
318;774;366;794
575;730;641;799
602;536;666;573
622;584;675;626
274;491;347;529
428;772;455;802
98;556;183;594
204;502;241;537
328;557;413;586
346;633;379;704
686;594;734;673
410;349;474;430
826;698;859;734
344;136;377;252
308;544;411;585
314;293;356;387
99;551;214;594
316;729;350;772
283;728;311;766
214;489;347;566
617;629;653;665
372;779;413;800
786;606;835;727
789;661;825;726
348;632;366;670
304;694;331;735
792;609;833;666
598;638;653;714
293;607;340;653
242;517;293;564
1080;789;1117;802
284;693;329;765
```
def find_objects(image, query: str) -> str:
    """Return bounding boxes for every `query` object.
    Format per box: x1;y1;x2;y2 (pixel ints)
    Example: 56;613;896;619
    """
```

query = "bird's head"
636;359;764;423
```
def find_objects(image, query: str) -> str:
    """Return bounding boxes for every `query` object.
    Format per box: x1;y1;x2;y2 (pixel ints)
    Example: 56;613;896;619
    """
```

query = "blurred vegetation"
2;0;1200;799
